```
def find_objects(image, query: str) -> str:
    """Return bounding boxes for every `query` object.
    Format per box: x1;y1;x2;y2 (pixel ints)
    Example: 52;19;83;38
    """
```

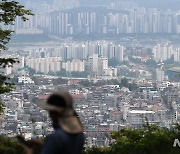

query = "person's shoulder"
49;128;84;142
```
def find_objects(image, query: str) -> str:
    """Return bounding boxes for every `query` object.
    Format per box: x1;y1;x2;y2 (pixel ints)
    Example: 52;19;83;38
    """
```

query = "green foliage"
119;61;130;66
145;59;158;68
56;69;88;78
0;74;14;94
128;56;141;64
0;0;33;95
80;80;94;87
109;58;119;67
85;146;111;154
0;136;23;154
70;71;88;78
128;83;138;91
0;0;33;50
120;78;138;91
147;68;157;81
48;71;56;76
1;125;180;154
86;125;180;154
107;79;119;85
120;78;129;87
0;97;3;113
163;61;180;70
56;68;67;77
109;58;129;67
28;67;36;76
152;69;157;81
163;56;174;65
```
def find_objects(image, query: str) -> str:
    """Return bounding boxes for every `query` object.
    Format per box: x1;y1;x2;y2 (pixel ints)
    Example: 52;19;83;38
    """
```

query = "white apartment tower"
88;54;108;77
174;48;180;62
109;44;124;62
153;44;174;61
26;57;62;74
64;60;85;72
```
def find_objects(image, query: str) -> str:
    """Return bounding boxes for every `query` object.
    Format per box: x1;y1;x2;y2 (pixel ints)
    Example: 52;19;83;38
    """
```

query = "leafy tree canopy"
0;124;180;154
0;0;33;94
85;124;180;154
120;78;138;91
0;136;23;154
109;58;119;67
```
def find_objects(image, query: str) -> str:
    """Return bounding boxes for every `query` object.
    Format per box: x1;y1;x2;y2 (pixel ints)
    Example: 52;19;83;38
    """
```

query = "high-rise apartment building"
174;49;180;62
109;45;124;62
10;8;180;36
88;54;113;77
63;60;85;72
26;57;62;74
153;44;174;61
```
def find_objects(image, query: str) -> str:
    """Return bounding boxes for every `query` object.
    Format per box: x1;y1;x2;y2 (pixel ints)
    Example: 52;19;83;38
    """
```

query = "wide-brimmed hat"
45;91;83;134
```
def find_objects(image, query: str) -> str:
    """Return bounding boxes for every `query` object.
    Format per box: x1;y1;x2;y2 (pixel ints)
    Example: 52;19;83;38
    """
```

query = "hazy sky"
20;0;180;10
80;0;180;9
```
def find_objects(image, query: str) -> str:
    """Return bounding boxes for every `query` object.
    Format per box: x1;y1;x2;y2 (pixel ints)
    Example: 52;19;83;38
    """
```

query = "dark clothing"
41;128;84;154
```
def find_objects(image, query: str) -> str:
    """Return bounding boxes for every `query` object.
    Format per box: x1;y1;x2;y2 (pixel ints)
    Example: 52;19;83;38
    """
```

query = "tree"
107;79;119;85
56;68;67;77
48;71;56;76
109;58;119;67
80;80;94;87
120;78;129;87
128;83;138;91
0;136;23;154
119;78;138;91
28;67;36;76
0;0;33;95
145;59;158;68
164;56;174;65
0;97;3;113
128;56;141;64
0;2;33;152
70;71;88;78
85;125;180;154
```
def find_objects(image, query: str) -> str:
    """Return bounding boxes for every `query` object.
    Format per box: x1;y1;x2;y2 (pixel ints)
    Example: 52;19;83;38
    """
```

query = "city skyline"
3;3;180;38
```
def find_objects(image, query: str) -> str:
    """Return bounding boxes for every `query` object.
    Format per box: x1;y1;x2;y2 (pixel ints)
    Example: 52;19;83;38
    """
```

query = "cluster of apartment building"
28;42;124;61
3;1;180;36
153;43;180;62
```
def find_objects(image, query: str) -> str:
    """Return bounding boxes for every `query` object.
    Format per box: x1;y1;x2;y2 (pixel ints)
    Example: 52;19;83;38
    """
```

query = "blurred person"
21;91;84;154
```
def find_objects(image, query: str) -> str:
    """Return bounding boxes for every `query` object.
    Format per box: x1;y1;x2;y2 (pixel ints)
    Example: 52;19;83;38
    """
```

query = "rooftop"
129;110;155;114
168;67;180;73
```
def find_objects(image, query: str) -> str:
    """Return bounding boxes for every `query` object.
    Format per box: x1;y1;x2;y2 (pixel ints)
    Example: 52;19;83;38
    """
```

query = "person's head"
47;92;70;123
46;91;83;134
